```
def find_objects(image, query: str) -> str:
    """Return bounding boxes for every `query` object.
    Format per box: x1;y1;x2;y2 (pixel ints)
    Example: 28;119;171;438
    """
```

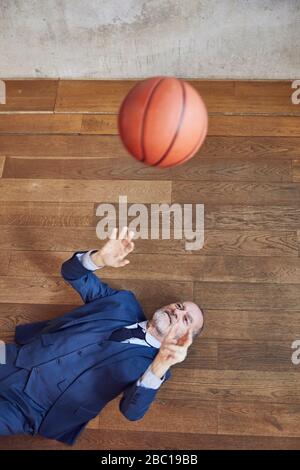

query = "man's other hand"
91;227;135;268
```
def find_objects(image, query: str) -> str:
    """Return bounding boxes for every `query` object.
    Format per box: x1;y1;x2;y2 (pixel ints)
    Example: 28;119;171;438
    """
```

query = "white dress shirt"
75;250;164;390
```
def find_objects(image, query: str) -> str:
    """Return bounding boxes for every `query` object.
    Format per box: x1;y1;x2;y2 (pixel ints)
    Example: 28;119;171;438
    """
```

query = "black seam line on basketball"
162;105;208;168
140;77;166;163
152;79;186;167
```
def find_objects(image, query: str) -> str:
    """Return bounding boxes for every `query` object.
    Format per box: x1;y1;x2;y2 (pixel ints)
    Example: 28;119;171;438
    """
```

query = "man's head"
148;301;204;342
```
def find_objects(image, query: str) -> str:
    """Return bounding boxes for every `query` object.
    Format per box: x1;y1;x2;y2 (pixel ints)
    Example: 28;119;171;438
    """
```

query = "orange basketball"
118;76;208;168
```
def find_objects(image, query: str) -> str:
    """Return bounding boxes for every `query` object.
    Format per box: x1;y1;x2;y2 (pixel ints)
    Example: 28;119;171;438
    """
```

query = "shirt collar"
138;320;161;349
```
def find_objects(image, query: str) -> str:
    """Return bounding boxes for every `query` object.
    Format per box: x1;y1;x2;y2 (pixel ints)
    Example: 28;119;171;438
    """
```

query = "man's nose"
172;309;184;320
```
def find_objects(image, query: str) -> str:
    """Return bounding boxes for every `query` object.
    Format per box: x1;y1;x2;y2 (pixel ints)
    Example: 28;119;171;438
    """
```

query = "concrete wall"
0;0;299;79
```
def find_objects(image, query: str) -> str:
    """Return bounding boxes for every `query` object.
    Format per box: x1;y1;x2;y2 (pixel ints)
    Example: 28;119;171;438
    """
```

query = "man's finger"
177;327;193;347
119;259;130;267
118;226;128;240
127;230;135;241
187;327;193;346
177;331;189;346
165;322;179;341
109;227;118;240
163;344;182;353
125;241;134;253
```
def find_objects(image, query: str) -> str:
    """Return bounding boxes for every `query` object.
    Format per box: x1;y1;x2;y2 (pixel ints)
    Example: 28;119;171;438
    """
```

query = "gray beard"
151;308;169;336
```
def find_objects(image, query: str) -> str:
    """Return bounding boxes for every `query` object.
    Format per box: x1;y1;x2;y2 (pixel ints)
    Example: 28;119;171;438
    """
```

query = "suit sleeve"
119;369;171;421
61;250;118;303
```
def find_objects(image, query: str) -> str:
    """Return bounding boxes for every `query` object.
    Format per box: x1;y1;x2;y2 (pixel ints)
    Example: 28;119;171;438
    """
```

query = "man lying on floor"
0;227;204;445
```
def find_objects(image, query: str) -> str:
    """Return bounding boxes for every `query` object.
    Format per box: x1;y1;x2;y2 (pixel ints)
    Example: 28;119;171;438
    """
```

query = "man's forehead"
183;302;203;321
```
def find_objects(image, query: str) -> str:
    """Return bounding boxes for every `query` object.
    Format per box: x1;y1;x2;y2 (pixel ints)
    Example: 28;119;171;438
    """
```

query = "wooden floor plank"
0;251;10;276
0;201;94;227
160;369;300;404
292;160;300;182
0;156;5;177
1;135;300;159
200;136;300;159
192;80;299;115
219;402;300;437
0;226;297;257
8;252;300;285
195;281;300;310
97;397;218;434
0;179;171;203
205;205;300;230
55;80;298;115
172;181;300;205
0;135;125;157
2;156;291;183
2;430;300;450
80;114;300;137
204;309;300;341
0;277;193;314
0;114;82;134
55;80;135;113
209;115;300;137
81;114;117;134
216;339;296;371
0;80;58;112
173;338;295;372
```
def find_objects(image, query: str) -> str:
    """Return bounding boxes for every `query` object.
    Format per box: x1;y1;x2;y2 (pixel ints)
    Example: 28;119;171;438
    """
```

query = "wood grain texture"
0;277;193;314
292;160;300;182
195;281;300;310
203;309;300;341
0;226;297;257
160;369;300;404
97;397;218;434
55;80;135;112
1;135;300;159
0;135;125;157
55;80;298;115
172;181;300;205
1;80;300;449
2;430;300;450
209;115;300;137
205;205;300;230
0;201;94;227
219;402;300;437
81;114;118;134
2;156;291;182
0;80;58;112
0;114;82;134
8;252;300;285
0;156;5;177
0;179;171;203
80;114;300;137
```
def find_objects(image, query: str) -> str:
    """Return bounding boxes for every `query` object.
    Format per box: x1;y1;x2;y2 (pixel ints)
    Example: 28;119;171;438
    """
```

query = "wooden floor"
0;79;300;450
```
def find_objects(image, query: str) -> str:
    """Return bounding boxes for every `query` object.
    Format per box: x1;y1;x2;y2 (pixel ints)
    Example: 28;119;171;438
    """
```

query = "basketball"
118;76;208;168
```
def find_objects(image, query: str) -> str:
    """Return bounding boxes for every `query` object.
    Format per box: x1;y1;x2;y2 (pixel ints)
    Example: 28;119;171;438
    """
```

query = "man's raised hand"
91;227;135;268
158;323;193;367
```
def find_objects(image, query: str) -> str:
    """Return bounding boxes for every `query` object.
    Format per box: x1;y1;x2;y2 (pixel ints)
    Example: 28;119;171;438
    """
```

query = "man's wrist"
91;250;105;268
150;357;170;380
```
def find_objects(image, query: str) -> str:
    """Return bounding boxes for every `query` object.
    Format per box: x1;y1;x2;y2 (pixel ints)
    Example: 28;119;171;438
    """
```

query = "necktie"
108;324;146;342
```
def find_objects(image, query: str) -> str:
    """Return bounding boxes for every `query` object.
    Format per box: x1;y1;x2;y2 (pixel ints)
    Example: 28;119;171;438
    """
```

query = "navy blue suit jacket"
14;251;171;445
